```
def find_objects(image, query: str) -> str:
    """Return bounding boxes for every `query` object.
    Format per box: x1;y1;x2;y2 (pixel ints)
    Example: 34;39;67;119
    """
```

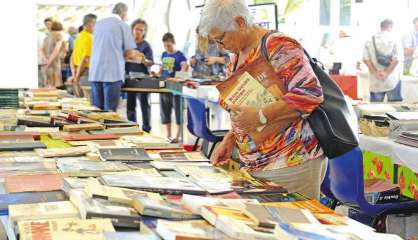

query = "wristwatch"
258;109;267;125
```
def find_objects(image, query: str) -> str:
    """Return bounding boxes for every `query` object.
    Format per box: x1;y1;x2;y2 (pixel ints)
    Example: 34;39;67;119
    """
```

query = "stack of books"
0;89;19;109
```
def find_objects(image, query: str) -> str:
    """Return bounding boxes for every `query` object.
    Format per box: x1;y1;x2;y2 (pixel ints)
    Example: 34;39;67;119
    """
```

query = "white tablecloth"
182;85;219;103
359;135;418;172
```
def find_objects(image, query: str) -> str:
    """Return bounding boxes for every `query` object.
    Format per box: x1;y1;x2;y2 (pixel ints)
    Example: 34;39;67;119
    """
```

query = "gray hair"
83;14;97;26
198;0;254;37
112;2;128;16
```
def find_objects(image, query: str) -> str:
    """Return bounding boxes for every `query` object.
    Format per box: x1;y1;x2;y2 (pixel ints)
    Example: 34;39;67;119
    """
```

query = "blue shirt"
89;15;136;82
125;41;153;74
191;42;229;78
161;51;187;78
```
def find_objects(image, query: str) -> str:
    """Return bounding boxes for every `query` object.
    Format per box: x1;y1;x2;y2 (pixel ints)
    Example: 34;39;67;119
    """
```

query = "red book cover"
5;173;66;193
63;134;119;141
0;132;41;141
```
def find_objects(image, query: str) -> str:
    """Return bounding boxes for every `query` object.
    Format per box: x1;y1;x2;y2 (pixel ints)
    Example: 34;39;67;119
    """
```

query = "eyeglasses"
213;32;226;45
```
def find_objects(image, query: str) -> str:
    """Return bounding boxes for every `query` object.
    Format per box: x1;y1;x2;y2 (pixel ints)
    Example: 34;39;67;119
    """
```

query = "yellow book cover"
9;201;79;222
201;206;256;226
263;200;334;214
18;218;115;240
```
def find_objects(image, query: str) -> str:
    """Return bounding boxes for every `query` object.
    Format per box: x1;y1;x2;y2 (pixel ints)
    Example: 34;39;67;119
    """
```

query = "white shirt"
363;31;401;93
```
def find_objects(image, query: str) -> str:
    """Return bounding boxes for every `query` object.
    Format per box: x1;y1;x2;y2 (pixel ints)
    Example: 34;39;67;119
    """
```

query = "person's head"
380;19;394;32
131;18;148;41
83;13;97;33
198;0;255;53
162;33;176;52
413;17;418;32
44;18;53;31
112;2;129;21
51;21;63;32
68;26;77;36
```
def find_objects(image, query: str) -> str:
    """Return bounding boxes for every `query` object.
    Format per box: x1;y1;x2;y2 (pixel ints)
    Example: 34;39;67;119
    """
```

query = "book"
99;175;206;195
18;218;115;240
0;161;57;173
155;151;209;162
201;206;256;226
103;121;139;128
121;135;181;148
132;195;199;220
215;216;277;240
35;146;91;158
63;134;119;142
63;123;105;132
244;204;320;229
0;191;67;215
174;165;226;177
238;192;307;203
150;161;211;171
0;132;41;141
85;183;162;205
0;141;46;151
57;159;130;177
181;194;259;214
17;116;51;127
9;201;79;223
0;156;48;163
103;230;160;240
70;189;141;229
99;148;152;162
156;220;231;240
5;173;65;193
23;127;59;134
89;126;143;136
274;223;354;240
62;177;102;195
262;200;335;214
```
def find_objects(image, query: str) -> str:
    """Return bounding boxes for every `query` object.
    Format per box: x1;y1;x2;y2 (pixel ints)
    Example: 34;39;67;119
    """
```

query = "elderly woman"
199;0;327;200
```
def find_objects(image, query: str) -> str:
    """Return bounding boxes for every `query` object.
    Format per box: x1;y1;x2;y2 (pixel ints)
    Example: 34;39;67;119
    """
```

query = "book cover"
35;146;90;158
99;175;206;195
0;191;66;215
104;231;160;240
9;201;79;222
150;161;211;171
262;200;334;214
69;189;141;229
132;196;199;220
157;152;208;162
57;159;130;177
63;123;105;132
62;177;102;195
201;206;256;226
89;126;143;135
215;216;276;240
86;183;162;205
63;134;119;142
156;219;231;240
0;132;41;141
121;135;180;148
18;218;115;240
5;173;65;193
244;204;320;229
181;194;259;215
99;148;152;162
0;142;46;152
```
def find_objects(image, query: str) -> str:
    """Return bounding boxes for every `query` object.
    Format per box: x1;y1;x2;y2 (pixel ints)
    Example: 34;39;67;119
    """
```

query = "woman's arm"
46;40;63;66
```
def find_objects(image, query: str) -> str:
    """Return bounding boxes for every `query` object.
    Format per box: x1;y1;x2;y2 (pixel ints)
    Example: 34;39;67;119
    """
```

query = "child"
160;33;188;142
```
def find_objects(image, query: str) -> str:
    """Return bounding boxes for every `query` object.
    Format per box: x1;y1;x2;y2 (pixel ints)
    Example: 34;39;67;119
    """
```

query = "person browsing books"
125;19;154;133
158;33;188;143
199;0;327;200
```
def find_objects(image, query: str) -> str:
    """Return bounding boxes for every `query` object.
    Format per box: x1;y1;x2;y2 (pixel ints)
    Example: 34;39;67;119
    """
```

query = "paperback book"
57;159;130;177
9;201;79;223
35;146;91;158
5;173;65;193
99;148;152;162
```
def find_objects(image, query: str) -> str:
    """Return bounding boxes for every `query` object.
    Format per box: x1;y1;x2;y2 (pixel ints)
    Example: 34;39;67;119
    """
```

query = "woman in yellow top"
199;0;327;199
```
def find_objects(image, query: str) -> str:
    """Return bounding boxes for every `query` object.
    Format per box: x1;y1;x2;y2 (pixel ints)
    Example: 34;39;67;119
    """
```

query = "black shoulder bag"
261;32;359;158
372;36;393;67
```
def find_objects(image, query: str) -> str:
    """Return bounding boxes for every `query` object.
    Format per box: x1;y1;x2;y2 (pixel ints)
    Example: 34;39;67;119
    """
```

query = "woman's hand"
211;132;235;166
230;105;261;133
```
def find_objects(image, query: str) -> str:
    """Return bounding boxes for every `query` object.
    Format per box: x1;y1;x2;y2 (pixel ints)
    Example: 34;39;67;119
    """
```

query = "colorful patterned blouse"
228;32;324;172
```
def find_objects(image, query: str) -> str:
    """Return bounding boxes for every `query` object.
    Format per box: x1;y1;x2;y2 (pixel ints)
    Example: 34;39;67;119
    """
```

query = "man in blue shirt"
88;2;142;112
126;19;154;133
160;33;188;142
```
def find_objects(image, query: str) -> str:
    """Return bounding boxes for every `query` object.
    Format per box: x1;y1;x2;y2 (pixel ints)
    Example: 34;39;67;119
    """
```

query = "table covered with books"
0;88;404;240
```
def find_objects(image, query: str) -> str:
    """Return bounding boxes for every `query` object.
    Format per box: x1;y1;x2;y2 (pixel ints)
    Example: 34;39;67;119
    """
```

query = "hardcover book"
18;218;115;240
99;148;152;162
132;195;199;220
9;201;79;223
